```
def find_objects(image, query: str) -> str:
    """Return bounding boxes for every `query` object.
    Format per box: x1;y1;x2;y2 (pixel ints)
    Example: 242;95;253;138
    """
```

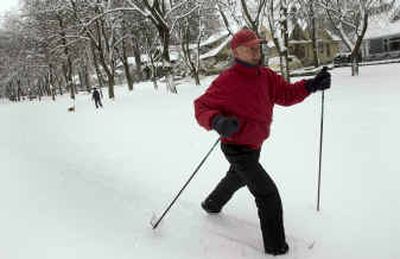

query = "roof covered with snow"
365;7;400;39
200;37;231;60
200;31;230;47
365;19;400;39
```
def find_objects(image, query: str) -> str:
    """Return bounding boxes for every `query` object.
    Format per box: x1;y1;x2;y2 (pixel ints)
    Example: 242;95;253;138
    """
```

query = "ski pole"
151;137;221;229
316;66;328;212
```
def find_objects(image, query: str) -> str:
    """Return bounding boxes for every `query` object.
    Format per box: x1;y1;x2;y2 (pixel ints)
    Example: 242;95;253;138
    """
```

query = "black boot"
265;242;289;256
201;200;221;214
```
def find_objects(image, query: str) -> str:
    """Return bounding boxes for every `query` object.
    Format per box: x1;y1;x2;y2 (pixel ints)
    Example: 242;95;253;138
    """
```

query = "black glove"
306;67;331;93
212;115;240;138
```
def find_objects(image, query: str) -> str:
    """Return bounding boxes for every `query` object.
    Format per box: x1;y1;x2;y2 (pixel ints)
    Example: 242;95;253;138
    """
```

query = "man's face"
233;45;261;65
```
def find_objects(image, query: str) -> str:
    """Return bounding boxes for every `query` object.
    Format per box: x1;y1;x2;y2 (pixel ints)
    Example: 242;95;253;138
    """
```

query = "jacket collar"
232;59;261;76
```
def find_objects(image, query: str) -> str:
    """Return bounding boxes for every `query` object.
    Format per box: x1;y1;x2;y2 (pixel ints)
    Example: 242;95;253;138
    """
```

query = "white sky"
0;0;19;15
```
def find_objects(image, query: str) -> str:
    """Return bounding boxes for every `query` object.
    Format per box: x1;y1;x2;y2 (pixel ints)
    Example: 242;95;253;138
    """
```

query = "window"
384;39;389;52
318;42;324;54
389;37;400;51
370;39;383;53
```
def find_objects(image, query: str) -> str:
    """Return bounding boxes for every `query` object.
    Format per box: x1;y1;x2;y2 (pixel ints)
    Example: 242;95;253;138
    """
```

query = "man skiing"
194;28;330;256
92;87;103;109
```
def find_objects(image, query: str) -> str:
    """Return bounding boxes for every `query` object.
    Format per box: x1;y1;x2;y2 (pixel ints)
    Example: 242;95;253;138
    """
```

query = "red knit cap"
230;29;263;49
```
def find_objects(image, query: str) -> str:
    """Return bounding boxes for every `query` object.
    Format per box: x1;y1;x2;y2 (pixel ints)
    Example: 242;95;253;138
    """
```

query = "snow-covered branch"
170;4;200;34
80;7;151;33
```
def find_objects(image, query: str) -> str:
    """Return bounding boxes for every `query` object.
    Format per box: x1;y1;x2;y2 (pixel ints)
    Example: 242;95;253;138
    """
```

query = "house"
265;22;341;68
195;23;341;74
196;30;232;75
291;24;340;66
362;8;400;61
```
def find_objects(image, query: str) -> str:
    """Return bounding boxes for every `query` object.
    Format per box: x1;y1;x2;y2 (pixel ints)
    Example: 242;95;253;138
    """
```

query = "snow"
365;20;400;39
1;63;400;259
324;29;341;42
200;37;231;60
116;53;179;69
200;31;230;47
365;13;400;39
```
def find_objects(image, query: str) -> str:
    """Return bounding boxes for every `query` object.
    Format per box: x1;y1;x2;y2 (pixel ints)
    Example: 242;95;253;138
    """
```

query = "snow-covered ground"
1;63;399;259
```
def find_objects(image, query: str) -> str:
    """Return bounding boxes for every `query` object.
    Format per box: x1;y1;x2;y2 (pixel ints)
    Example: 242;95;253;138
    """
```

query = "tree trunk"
158;25;177;93
310;0;319;68
180;20;200;86
131;37;143;82
50;70;56;101
351;58;359;76
122;59;134;91
281;0;291;82
149;54;158;90
17;83;21;102
121;38;134;91
48;64;56;101
102;66;115;99
216;2;233;36
45;71;56;101
37;81;43;102
107;74;115;98
267;0;284;74
90;43;105;89
78;69;84;92
63;63;74;100
350;13;368;77
94;20;115;99
58;15;74;100
80;55;91;93
325;2;368;76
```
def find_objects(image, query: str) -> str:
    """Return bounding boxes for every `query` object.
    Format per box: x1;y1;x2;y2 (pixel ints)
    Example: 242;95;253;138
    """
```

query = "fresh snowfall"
0;63;399;259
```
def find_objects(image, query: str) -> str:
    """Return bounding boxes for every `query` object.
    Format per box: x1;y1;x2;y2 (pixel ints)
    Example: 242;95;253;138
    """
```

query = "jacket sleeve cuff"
305;79;315;93
197;110;220;130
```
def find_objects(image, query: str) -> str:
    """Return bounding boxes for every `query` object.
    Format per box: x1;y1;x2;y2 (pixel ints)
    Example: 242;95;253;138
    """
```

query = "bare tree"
126;0;178;93
175;1;217;85
241;0;268;32
118;19;135;91
240;0;269;64
298;0;321;68
279;0;291;81
320;0;385;75
215;0;244;35
178;17;202;85
1;1;63;101
264;0;291;80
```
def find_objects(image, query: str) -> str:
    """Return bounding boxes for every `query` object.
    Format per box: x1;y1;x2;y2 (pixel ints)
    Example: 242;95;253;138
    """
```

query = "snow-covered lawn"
1;63;399;259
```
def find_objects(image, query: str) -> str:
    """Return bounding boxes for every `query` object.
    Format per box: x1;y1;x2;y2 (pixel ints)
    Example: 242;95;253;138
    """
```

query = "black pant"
204;143;286;250
94;98;102;108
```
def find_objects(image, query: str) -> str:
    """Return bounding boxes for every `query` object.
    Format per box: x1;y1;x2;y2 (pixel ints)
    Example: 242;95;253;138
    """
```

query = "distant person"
194;28;331;256
92;87;103;108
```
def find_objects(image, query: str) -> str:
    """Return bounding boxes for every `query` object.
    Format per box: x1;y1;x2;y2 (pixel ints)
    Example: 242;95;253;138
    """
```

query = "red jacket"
194;62;310;149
